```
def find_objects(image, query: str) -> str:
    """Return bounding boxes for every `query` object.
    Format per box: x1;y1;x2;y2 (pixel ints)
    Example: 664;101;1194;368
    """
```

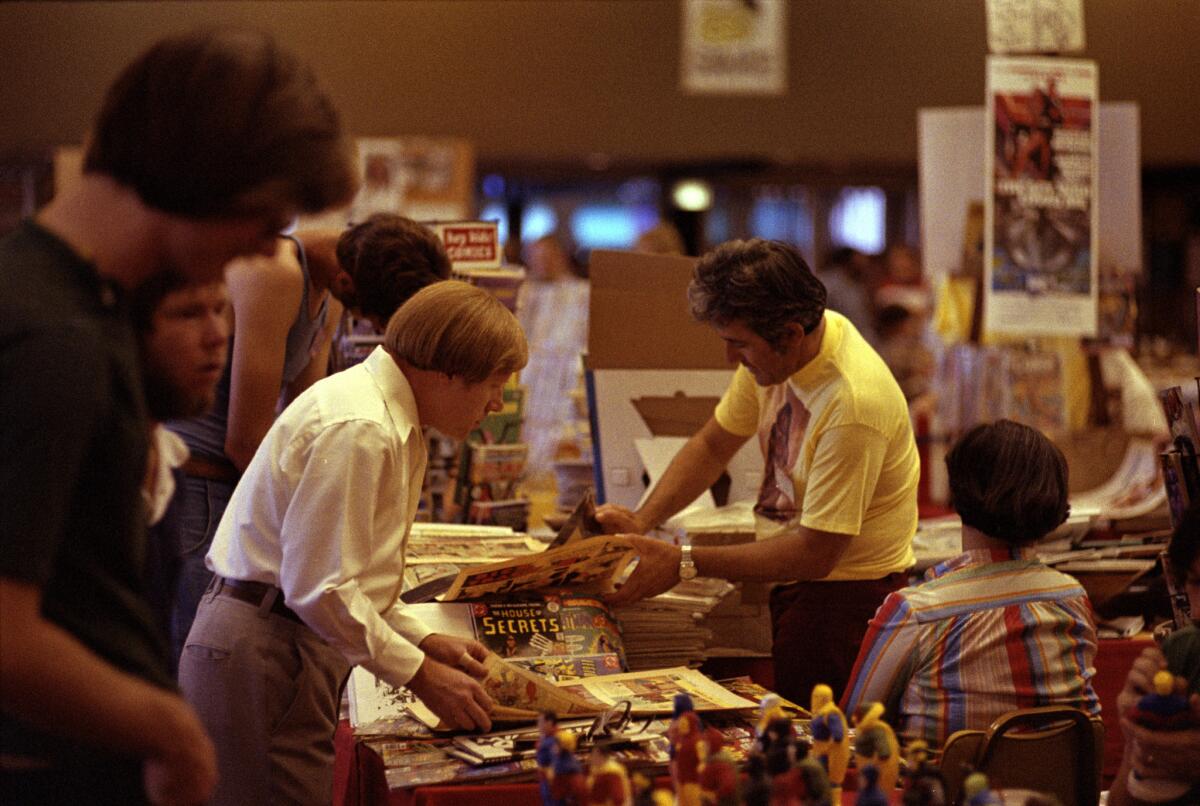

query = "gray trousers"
179;582;351;806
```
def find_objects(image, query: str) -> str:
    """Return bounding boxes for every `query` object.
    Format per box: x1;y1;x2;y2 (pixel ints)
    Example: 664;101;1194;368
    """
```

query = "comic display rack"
1158;384;1200;528
1159;383;1199;629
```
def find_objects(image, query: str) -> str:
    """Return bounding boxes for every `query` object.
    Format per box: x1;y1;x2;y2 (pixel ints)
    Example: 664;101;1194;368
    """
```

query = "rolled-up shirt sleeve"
275;420;428;688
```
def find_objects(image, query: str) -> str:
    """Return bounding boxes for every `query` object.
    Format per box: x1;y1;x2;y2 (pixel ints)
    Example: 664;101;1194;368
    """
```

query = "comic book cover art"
985;55;1098;337
470;593;626;679
554;667;758;714
441;536;636;601
478;652;601;718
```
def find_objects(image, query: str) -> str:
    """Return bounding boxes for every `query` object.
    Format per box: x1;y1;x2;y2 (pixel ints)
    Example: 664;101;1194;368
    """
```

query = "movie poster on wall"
984;56;1098;337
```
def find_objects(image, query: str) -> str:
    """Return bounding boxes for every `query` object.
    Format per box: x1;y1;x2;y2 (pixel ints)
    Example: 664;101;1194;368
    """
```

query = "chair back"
938;706;1103;805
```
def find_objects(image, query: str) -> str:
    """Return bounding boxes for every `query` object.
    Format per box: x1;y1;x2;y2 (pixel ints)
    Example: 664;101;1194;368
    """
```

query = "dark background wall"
1;0;1197;169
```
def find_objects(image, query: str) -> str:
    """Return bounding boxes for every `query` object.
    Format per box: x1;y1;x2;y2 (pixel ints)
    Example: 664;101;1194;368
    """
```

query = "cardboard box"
586;250;763;509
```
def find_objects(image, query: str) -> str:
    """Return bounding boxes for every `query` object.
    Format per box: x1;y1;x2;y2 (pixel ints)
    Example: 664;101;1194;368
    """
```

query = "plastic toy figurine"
741;752;772;806
697;727;738;806
962;772;1001;806
538;710;562;806
756;693;788;740
764;718;798;806
852;702;900;795
901;739;946;806
587;744;632;806
856;764;889;806
792;739;834;806
810;684;850;800
1124;670;1199;802
757;712;797;759
550;731;588;806
668;693;705;806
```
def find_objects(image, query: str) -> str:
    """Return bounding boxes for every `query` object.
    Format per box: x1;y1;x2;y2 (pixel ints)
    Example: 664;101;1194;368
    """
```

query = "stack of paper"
615;577;733;671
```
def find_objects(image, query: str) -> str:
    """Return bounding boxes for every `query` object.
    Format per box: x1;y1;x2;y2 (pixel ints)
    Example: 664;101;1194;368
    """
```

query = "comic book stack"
613;577;732;671
1158;384;1200;528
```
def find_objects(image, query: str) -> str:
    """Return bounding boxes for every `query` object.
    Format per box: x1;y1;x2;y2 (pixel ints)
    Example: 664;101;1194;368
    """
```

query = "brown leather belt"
181;454;241;483
213;577;304;624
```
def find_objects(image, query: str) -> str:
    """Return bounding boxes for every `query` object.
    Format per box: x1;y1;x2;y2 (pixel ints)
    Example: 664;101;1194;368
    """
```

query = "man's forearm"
692;527;850;582
1;614;201;761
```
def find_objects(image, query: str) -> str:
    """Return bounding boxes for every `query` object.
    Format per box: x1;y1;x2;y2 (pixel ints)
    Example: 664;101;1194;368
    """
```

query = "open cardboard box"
585;250;762;510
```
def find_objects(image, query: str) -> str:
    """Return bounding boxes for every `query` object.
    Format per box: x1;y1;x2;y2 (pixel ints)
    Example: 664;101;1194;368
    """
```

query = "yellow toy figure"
852;702;900;795
810;684;851;801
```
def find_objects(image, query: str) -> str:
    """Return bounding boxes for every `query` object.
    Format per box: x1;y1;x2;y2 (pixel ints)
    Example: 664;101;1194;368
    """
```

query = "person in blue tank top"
163;214;452;664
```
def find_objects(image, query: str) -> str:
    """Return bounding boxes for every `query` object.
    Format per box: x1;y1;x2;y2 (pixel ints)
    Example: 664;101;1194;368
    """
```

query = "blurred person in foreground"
179;282;527;804
1109;505;1200;806
841;419;1100;745
597;238;918;705
0;27;354;806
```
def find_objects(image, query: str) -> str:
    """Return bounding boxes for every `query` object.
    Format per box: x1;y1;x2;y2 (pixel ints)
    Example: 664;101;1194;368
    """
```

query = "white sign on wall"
986;0;1085;55
680;0;787;96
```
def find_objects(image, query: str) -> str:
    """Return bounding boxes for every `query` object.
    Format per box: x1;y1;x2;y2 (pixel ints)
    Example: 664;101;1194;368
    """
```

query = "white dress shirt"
206;346;433;687
144;424;190;526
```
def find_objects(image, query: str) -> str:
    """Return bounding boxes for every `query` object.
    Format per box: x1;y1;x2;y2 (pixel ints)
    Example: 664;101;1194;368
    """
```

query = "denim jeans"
169;474;235;666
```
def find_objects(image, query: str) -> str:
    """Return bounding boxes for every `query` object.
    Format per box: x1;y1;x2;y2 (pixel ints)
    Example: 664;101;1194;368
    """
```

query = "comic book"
401;595;626;680
553;666;758;714
546;490;603;549
448;716;672;765
469;596;625;676
440;535;636;601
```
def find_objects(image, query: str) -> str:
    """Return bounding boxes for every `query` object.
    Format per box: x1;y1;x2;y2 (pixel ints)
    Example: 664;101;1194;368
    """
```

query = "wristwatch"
678;544;698;581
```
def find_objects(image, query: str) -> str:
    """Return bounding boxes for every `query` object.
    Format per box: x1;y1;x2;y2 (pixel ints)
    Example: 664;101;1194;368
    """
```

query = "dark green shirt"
0;221;172;766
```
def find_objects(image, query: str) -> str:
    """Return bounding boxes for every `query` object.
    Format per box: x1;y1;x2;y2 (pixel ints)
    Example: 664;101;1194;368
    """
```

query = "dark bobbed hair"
335;215;452;324
1166;505;1200;589
84;27;355;218
688;239;827;350
946;419;1070;544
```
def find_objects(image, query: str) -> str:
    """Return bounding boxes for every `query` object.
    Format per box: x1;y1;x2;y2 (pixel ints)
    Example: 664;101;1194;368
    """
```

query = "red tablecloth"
335;637;1152;806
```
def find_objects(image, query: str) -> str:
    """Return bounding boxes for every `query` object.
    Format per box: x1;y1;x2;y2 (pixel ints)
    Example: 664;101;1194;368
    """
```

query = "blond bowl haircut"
384;281;528;383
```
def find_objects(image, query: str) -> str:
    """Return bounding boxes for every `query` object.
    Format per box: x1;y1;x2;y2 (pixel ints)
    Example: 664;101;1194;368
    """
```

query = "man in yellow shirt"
599;239;919;704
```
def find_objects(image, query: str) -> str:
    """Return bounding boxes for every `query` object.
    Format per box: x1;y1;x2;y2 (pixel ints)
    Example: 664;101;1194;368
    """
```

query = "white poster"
985;0;1085;54
985;56;1098;337
680;0;786;96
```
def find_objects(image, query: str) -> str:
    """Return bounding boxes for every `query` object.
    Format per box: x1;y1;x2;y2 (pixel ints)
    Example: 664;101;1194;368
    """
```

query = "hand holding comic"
420;633;488;678
605;535;683;606
407;656;493;732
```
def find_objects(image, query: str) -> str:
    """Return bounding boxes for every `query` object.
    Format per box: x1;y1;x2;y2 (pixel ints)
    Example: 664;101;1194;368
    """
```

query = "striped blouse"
840;546;1100;746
